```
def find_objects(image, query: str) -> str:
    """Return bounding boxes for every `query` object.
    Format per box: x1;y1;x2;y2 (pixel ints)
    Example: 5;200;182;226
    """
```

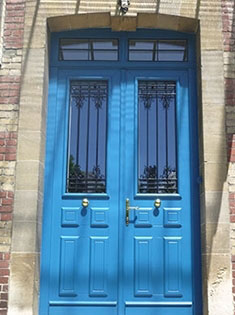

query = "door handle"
82;198;89;207
126;198;139;226
154;199;161;208
125;198;161;225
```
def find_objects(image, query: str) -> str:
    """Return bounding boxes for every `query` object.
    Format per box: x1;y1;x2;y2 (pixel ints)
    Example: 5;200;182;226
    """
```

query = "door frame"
39;28;202;315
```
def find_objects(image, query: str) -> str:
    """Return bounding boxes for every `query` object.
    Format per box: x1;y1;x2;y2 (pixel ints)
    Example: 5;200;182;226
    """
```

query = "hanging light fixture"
119;0;130;14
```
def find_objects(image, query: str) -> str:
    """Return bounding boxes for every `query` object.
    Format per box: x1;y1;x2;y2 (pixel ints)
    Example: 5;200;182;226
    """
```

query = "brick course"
0;0;25;313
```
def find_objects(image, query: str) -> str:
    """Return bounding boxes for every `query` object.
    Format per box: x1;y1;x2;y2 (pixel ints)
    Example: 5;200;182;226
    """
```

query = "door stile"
188;67;202;314
49;71;71;299
40;66;59;315
118;69;128;315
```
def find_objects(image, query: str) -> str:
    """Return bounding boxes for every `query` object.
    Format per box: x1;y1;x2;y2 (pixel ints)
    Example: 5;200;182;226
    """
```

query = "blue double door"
40;67;200;315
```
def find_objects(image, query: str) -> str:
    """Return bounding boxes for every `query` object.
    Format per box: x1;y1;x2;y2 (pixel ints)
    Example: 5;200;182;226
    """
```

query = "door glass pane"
158;40;187;61
67;80;108;193
138;81;177;194
59;39;119;61
129;39;187;62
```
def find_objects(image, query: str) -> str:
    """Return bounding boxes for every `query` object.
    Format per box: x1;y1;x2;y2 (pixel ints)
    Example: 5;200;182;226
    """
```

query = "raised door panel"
89;236;109;297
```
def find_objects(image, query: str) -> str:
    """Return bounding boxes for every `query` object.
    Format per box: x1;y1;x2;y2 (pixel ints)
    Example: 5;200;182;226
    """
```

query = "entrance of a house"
39;28;202;315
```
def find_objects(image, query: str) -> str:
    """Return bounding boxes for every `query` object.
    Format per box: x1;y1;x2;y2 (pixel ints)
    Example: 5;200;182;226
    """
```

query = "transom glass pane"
67;81;108;193
129;39;187;62
59;39;119;61
138;81;177;194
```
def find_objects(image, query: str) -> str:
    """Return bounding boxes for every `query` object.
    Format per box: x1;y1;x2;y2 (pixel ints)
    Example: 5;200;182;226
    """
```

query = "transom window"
59;39;119;61
129;39;187;61
59;38;187;62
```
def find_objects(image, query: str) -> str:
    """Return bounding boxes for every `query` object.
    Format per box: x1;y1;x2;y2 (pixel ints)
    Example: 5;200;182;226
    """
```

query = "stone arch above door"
47;12;199;33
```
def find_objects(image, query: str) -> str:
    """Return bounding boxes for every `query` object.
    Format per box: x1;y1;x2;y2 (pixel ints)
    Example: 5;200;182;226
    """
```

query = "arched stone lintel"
47;12;199;34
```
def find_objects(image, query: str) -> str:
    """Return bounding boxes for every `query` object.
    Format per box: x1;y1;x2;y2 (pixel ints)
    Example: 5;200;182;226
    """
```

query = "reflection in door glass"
138;81;177;193
59;39;119;61
129;39;187;61
67;81;107;193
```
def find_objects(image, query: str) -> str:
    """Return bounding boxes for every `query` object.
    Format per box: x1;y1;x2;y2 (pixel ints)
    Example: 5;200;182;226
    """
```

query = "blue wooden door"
40;68;121;315
121;70;193;315
40;63;201;314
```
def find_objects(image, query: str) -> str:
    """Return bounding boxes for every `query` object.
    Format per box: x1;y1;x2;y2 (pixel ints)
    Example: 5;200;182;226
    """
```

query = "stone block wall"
0;0;25;313
222;0;235;313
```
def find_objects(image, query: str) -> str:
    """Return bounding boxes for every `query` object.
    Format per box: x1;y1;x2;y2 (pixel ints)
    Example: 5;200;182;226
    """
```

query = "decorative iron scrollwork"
92;84;104;109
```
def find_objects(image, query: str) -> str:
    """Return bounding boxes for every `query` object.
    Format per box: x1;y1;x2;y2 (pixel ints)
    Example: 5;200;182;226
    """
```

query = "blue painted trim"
134;193;182;200
39;67;58;315
188;66;203;315
117;69;127;315
50;301;117;306
61;76;70;196
62;193;109;200
125;302;193;307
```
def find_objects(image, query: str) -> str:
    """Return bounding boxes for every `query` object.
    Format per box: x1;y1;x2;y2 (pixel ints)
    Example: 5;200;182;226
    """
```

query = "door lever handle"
126;198;139;226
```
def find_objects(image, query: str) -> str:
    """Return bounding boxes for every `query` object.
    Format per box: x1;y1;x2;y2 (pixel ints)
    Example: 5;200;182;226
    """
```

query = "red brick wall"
222;0;235;312
0;0;25;313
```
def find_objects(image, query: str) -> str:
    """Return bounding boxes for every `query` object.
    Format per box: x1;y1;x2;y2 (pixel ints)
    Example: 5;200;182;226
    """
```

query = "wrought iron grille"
138;81;177;194
67;80;107;193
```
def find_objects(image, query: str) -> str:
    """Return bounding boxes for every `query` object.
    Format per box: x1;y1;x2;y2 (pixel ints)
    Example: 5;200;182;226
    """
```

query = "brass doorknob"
82;198;89;207
154;199;161;208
